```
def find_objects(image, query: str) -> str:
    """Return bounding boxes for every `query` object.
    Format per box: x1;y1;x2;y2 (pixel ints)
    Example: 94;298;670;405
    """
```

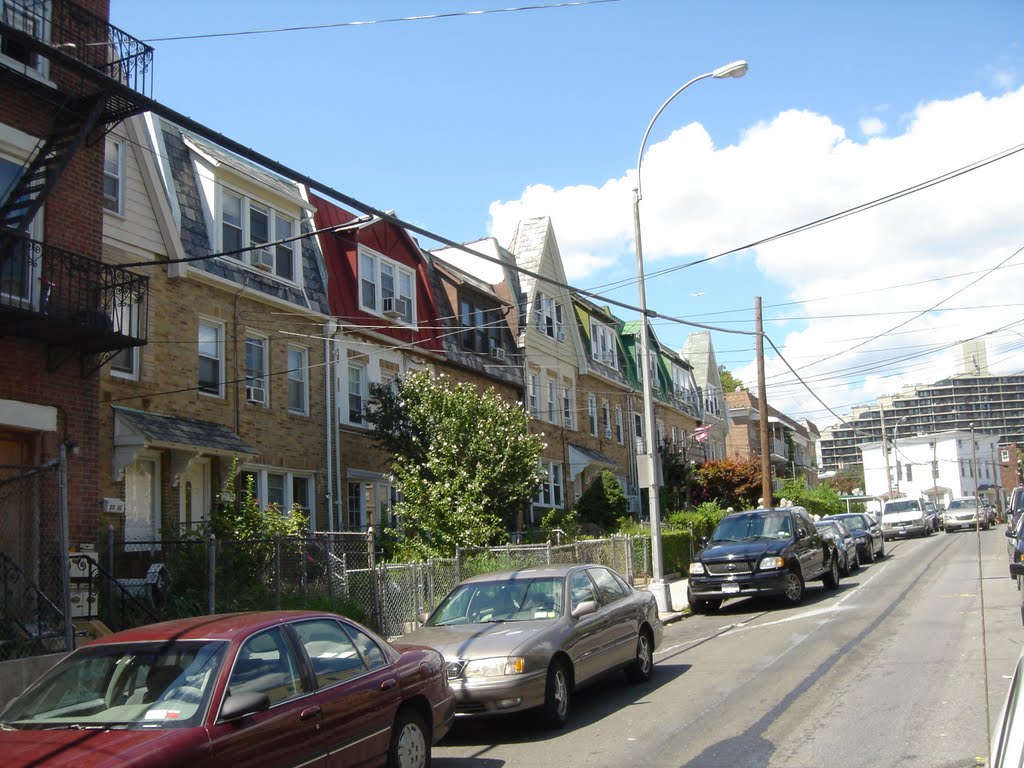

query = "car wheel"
781;570;805;604
851;550;861;571
388;707;430;768
689;596;721;615
625;630;654;684
945;527;952;533
864;544;875;564
823;555;840;590
538;659;571;729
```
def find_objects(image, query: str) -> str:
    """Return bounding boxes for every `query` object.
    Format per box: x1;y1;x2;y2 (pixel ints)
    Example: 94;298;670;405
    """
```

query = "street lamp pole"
632;60;747;613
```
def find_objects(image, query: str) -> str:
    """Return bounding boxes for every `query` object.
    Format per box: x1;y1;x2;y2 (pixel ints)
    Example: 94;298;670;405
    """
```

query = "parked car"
881;497;932;540
1009;486;1024;529
0;611;454;768
924;500;941;533
1007;513;1024;590
687;505;840;613
990;644;1024;765
943;496;991;533
814;519;860;576
823;512;885;562
400;564;662;729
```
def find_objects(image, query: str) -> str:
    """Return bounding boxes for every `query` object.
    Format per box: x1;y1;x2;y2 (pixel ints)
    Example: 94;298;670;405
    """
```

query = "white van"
881;498;931;540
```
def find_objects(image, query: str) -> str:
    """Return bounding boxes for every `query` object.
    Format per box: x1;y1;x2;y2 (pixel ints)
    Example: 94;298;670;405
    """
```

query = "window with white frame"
0;154;42;304
219;188;297;281
109;298;140;379
588;395;598;436
1;0;48;73
602;400;611;439
358;245;415;324
198;319;224;396
590;320;618;368
347;481;365;530
547;381;558;425
240;469;314;520
615;406;624;444
535;292;564;341
245;334;269;406
287;345;308;414
561;385;573;430
459;297;501;354
528;373;540;418
348;360;367;424
103;136;124;214
535;460;564;510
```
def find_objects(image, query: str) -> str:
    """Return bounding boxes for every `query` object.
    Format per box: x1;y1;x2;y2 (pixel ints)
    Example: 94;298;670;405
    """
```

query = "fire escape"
0;0;152;373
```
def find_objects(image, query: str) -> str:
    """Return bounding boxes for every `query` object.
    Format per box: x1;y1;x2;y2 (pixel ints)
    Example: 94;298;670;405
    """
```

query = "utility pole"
755;297;772;507
880;405;893;500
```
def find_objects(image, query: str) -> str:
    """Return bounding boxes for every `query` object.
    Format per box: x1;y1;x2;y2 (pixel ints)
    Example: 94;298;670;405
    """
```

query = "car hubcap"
554;669;568;716
638;636;652;673
786;574;801;600
397;722;426;768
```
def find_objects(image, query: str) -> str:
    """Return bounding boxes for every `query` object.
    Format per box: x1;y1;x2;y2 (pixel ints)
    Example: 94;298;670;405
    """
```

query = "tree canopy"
365;371;545;559
718;365;746;393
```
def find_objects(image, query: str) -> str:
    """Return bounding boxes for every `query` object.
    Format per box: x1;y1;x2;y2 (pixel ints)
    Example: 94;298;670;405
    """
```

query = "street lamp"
632;60;748;613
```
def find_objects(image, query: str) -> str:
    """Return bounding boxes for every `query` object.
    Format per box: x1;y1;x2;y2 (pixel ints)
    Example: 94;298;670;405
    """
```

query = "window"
219;189;298;281
535;293;564;340
561;386;573;430
535;460;564;509
528;373;540;417
590;321;618;368
347;482;365;530
602;400;611;439
103;137;124;214
228;628;303;706
245;334;268;406
287;345;308;414
348;361;366;424
615;406;624;444
547;381;558;425
0;155;39;304
198;320;224;396
109;298;140;379
460;297;501;354
239;469;314;519
1;0;47;72
358;245;415;324
588;396;598;436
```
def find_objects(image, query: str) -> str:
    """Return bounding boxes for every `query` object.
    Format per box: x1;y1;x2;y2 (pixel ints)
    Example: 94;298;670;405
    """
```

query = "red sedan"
0;611;454;768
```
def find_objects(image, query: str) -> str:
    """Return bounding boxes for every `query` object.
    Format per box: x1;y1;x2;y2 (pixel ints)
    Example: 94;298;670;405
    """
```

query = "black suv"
687;505;841;613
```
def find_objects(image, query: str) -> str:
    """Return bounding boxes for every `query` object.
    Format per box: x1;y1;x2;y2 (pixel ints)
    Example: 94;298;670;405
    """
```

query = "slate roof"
113;406;258;455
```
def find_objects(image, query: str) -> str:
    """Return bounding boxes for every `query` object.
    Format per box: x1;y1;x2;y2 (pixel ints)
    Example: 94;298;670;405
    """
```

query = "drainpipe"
324;319;337;531
232;287;247;435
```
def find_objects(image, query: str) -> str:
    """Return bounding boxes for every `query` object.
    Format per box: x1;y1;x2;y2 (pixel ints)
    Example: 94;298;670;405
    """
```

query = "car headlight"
759;556;785;570
854;535;868;543
688;562;706;576
463;657;525;677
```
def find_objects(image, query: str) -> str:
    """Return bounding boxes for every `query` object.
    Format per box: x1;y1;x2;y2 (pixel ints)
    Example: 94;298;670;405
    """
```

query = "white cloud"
486;86;1024;427
859;116;886;136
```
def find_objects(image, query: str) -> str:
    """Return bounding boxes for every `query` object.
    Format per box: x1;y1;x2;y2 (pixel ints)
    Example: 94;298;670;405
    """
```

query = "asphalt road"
433;525;1022;768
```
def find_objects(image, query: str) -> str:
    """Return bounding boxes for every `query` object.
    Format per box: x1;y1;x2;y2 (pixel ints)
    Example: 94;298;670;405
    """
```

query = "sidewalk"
645;574;690;624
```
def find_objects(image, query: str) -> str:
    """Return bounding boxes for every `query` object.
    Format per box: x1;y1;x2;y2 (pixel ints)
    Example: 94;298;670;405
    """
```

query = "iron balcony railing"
1;0;154;98
0;232;148;353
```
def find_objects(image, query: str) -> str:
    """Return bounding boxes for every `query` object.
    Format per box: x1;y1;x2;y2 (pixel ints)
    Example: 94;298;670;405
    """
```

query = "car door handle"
380;678;398;691
300;706;322;721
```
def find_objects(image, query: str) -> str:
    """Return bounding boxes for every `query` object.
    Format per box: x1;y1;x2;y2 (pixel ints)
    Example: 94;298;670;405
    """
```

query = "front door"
179;458;211;532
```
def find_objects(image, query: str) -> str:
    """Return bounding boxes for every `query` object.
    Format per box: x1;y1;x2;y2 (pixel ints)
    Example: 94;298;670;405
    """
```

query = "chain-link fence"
89;531;652;640
0;459;68;661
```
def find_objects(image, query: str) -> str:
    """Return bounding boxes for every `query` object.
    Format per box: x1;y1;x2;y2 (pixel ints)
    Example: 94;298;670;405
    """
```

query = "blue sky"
110;0;1024;428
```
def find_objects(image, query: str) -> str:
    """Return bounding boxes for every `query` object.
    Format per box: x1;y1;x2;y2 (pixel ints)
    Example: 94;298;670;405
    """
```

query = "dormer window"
590;321;619;368
535;292;564;341
460;297;501;354
359;245;415;325
219;189;297;282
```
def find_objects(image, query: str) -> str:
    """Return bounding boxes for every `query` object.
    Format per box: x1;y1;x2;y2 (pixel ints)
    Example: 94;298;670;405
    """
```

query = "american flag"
693;425;712;443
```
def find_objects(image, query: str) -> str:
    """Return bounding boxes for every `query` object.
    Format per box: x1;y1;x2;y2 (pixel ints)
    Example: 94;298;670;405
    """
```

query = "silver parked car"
943;496;991;533
399;564;663;729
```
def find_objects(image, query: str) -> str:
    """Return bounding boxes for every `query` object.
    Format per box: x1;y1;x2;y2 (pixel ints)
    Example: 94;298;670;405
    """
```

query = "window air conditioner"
382;296;402;318
252;248;274;270
489;346;506;361
556;330;566;342
246;384;266;404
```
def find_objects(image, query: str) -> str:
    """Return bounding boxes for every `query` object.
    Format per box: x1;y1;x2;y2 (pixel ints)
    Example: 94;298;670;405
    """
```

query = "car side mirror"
795;527;807;540
571;600;599;619
219;691;271;722
1007;527;1016;538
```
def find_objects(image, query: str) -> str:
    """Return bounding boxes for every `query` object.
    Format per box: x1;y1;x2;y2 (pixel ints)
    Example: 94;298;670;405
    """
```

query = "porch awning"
568;444;618;480
112;405;258;481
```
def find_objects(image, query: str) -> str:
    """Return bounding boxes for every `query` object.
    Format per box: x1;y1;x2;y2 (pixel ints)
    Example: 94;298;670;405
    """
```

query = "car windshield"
0;640;226;730
815;522;839;537
884;500;919;514
711;512;792;542
947;499;978;511
427;577;565;626
833;515;866;531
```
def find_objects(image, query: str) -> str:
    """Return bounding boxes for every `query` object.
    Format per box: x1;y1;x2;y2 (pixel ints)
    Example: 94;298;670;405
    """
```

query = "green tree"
364;371;545;559
575;470;627;531
823;465;865;496
774;477;845;518
691;457;762;509
718;365;746;393
659;442;694;513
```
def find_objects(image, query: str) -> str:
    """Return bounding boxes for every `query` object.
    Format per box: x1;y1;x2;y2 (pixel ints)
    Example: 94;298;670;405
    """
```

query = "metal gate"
0;454;69;661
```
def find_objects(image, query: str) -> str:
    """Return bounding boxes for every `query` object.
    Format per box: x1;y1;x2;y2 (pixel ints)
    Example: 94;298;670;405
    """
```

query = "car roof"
82;610;343;646
723;506;806;518
454;564;597;585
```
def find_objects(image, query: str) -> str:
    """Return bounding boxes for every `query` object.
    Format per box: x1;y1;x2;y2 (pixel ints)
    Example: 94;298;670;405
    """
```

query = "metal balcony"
0;233;148;370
